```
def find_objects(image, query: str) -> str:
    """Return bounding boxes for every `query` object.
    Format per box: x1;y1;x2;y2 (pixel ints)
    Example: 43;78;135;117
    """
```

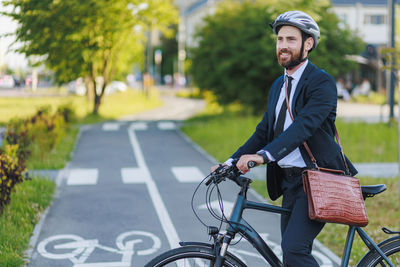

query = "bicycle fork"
213;234;233;267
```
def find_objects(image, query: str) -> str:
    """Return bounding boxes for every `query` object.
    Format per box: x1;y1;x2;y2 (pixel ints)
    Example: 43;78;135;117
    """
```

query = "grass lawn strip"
0;177;55;266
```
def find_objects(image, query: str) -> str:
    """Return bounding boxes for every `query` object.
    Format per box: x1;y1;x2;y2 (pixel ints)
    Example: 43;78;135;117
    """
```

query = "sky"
0;0;28;71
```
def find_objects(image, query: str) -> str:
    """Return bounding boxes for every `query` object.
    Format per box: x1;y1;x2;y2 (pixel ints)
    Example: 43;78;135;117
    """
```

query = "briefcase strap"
283;79;350;174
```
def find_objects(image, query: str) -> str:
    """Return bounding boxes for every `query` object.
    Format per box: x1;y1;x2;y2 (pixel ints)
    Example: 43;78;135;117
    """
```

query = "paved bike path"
28;121;339;267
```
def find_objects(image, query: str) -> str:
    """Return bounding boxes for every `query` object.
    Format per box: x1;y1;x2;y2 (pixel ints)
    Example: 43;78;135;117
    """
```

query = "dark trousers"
280;169;325;267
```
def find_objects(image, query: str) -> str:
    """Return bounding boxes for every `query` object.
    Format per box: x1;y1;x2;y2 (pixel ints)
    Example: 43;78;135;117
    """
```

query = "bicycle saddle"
361;184;387;199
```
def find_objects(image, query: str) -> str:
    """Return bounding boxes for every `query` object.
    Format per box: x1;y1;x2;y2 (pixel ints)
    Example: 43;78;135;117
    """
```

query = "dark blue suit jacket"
231;62;357;200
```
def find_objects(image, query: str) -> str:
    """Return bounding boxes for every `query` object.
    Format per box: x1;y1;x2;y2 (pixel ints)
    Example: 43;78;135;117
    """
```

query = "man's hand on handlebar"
236;154;264;174
211;164;227;173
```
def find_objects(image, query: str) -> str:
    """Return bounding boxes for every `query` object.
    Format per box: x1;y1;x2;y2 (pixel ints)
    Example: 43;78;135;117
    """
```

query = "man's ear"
304;37;314;52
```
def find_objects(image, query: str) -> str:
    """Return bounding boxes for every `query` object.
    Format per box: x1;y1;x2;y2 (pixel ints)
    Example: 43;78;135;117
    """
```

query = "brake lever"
205;165;232;186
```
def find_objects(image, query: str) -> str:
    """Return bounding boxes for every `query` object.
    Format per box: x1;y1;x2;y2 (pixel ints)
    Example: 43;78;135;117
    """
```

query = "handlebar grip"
247;161;257;168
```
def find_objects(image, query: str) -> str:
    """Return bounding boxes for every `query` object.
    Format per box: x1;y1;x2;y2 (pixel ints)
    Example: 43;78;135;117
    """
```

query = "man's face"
276;25;303;68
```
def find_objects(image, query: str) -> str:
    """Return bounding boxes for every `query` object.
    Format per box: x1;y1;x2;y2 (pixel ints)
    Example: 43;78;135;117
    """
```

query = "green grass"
0;88;162;125
252;178;400;265
0;177;56;266
336;120;398;162
26;125;80;170
182;107;398;163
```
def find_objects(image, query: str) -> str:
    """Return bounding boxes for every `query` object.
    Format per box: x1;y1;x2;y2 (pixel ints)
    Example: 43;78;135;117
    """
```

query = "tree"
190;0;364;114
3;0;178;114
191;1;278;113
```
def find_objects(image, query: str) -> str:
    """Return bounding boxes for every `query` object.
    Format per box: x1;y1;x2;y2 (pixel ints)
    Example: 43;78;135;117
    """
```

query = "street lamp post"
389;0;400;197
177;0;186;88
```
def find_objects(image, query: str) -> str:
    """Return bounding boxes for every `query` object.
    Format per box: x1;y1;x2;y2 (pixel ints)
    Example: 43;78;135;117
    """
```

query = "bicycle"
145;159;400;267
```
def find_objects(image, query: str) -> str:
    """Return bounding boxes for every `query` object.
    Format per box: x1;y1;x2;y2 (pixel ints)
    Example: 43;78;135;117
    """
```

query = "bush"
4;107;68;162
28;111;66;161
56;102;77;123
4;119;32;164
0;106;70;211
0;145;27;213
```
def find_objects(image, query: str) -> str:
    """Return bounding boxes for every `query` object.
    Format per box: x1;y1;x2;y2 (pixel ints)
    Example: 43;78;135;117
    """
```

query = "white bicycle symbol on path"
37;230;161;267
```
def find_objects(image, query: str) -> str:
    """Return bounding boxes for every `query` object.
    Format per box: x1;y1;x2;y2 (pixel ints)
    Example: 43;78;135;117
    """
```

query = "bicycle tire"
357;239;400;267
144;245;247;267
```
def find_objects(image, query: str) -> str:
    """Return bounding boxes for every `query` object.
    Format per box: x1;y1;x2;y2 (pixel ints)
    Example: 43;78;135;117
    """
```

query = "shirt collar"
284;59;308;82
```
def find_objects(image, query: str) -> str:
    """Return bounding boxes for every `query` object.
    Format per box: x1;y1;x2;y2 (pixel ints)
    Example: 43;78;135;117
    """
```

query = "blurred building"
332;0;390;92
176;0;221;48
331;0;388;46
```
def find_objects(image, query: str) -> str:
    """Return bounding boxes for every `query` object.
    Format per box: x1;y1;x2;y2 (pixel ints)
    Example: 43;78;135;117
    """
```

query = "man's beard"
277;48;302;69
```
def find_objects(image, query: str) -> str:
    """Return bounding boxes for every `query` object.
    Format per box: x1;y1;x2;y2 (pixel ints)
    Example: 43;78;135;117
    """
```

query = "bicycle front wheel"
358;238;400;267
145;245;246;267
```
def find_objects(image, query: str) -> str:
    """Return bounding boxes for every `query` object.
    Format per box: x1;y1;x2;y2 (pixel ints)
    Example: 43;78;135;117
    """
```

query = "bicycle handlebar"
206;159;255;187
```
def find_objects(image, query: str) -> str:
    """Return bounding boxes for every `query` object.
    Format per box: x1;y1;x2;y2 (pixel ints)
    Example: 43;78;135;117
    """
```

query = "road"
27;120;339;267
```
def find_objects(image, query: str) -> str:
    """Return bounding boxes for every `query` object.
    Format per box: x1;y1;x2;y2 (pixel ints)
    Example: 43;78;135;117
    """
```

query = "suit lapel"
291;62;316;115
267;76;284;138
270;76;285;116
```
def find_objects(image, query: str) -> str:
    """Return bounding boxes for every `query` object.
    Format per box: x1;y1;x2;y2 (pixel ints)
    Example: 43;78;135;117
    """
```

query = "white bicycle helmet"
270;11;320;50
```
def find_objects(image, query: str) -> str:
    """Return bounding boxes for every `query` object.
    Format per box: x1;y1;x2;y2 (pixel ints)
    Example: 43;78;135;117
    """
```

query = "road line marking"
121;168;151;184
127;124;181;250
130;122;148;130
157;121;176;130
74;263;129;267
102;122;121;131
171;166;205;183
67;169;98;186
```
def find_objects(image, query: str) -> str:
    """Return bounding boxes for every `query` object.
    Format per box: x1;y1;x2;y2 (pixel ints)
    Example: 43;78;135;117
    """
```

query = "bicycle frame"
342;226;394;267
216;182;395;267
218;185;290;267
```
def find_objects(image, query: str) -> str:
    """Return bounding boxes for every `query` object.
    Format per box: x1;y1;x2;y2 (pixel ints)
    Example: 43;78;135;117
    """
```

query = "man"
212;11;357;266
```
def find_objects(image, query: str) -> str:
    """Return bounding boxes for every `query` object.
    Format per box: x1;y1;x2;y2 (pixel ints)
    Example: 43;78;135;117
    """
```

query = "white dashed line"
157;122;176;130
102;122;121;131
130;122;148;130
171;166;205;183
121;168;151;184
67;169;98;185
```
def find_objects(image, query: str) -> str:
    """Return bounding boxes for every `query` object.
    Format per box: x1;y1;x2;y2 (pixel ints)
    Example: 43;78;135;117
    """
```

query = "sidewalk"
119;88;205;121
337;101;398;123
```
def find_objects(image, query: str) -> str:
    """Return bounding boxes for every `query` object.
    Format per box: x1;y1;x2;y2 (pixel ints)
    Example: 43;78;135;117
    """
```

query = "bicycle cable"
191;174;212;228
191;167;253;243
213;179;245;246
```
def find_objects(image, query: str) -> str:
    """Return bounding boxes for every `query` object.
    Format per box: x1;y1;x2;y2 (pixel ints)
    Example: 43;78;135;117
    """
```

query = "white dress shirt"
225;61;309;168
265;60;308;168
